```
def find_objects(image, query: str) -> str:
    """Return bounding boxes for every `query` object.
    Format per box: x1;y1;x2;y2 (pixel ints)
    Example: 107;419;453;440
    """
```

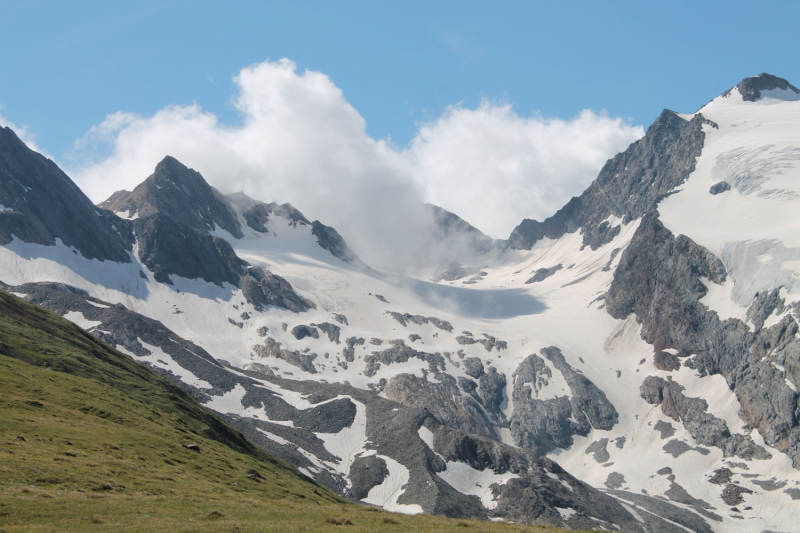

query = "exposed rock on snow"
509;111;714;251
608;212;800;467
722;72;800;102
525;264;562;284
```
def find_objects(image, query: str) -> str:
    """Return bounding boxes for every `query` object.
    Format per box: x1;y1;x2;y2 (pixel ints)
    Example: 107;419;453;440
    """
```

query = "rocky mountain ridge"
2;73;800;532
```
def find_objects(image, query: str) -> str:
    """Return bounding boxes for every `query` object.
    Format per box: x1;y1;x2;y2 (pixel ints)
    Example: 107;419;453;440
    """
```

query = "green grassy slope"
0;289;575;532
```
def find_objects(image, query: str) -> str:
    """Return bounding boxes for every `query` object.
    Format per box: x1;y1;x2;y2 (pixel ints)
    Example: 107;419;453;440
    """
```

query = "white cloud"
406;102;643;238
65;58;643;269
0;111;49;157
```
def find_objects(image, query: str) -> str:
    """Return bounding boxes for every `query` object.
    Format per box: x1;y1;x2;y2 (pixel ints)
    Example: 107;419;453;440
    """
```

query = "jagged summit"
100;155;243;238
508;109;711;250
0;126;132;262
723;72;800;102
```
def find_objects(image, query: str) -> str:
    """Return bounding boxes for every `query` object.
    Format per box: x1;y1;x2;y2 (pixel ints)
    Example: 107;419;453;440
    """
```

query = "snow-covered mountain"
2;73;800;532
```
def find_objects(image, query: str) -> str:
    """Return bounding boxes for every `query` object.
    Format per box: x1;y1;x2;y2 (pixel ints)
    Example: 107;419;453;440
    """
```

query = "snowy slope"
3;74;800;532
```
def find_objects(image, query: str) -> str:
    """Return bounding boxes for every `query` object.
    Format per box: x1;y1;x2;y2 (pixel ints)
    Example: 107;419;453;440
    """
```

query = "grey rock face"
510;354;586;454
100;156;243;239
525;264;562;284
240;267;315;313
384;373;496;438
253;337;317;374
585;438;610;463
135;214;245;286
363;340;445;377
456;333;507;352
709;181;731;195
541;346;618;430
0;126;132;263
348;455;389;500
311;322;341;344
342;336;365;363
654;351;681;371
607;212;800;467
426;422;654;532
510;348;618;455
509;111;713;250
640;375;770;459
462;357;484;379
720;483;753;506
386;311;453;332
747;288;785;332
291;325;319;340
605;472;626;489
722;72;800;102
609;490;715;533
332;313;348;325
478;367;507;425
310;220;367;268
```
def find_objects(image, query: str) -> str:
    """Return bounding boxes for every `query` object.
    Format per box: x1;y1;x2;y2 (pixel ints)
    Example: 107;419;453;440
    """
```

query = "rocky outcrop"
312;322;341;344
541;347;618;430
0;126;132;262
134;213;245;286
384;373;497;438
100;156;243;238
511;347;617;455
640;376;770;460
525;264;562;284
478;366;508;426
455;333;507;352
508;111;714;250
342;336;365;363
253;337;317;374
654;351;681;371
462;357;484;378
386;311;453;332
607;212;800;467
240;267;315;312
310;220;367;268
709;181;731;195
363;340;445;377
291;324;319;340
348;455;389;500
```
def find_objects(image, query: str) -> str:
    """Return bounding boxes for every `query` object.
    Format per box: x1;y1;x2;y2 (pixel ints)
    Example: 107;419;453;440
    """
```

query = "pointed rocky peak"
0;126;132;262
99;156;243;238
508;110;714;250
724;73;800;102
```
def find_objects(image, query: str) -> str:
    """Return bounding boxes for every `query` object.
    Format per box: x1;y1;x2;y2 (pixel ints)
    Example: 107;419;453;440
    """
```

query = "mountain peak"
99;156;243;239
725;73;800;102
0;126;132;262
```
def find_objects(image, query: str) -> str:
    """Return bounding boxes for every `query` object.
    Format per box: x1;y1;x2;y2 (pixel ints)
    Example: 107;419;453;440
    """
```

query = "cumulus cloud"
407;103;643;238
65;58;643;270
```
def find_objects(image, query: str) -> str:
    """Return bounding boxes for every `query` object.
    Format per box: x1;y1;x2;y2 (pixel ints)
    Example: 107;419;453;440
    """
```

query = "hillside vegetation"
0;289;576;533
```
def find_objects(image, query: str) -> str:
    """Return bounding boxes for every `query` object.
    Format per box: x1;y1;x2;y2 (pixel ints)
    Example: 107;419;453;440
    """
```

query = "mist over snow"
407;104;644;238
65;59;643;269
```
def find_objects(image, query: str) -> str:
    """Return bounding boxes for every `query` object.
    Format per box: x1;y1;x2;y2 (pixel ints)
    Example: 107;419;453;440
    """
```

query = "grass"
0;289;577;533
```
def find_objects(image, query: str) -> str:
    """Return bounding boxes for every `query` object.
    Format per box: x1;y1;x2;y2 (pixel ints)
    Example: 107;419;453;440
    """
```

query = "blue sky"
0;0;798;246
2;0;797;156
